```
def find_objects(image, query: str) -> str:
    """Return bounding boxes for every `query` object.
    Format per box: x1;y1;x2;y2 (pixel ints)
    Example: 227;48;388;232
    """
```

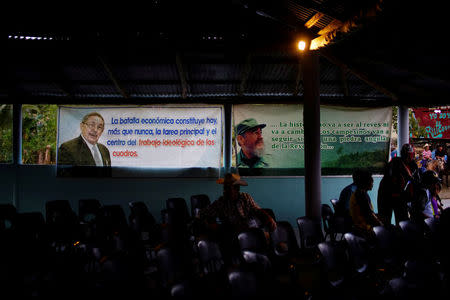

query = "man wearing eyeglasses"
236;118;272;168
57;112;111;166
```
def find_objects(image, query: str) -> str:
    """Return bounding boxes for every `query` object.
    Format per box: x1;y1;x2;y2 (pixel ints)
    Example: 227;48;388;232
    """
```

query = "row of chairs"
151;197;449;298
1;197;449;298
0;195;213;297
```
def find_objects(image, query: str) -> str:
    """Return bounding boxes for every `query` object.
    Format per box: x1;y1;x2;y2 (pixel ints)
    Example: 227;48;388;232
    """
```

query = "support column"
224;103;232;174
397;105;409;155
13;103;22;210
302;51;321;219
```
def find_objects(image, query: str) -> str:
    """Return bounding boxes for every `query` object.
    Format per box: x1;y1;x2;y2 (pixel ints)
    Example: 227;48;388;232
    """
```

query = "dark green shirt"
236;149;271;168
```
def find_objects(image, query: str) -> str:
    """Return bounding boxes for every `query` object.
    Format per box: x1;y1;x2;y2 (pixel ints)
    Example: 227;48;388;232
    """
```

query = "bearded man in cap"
235;118;272;168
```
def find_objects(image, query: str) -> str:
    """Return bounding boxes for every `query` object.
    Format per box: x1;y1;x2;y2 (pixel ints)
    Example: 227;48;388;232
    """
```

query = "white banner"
57;105;223;168
233;104;392;175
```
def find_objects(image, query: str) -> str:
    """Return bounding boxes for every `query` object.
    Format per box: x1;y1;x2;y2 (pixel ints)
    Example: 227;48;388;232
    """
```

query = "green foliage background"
0;104;13;163
409;109;428;138
0;105;428;166
22;104;58;164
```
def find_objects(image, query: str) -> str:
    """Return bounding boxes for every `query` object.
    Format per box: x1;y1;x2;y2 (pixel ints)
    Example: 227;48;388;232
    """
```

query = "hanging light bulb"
298;40;306;51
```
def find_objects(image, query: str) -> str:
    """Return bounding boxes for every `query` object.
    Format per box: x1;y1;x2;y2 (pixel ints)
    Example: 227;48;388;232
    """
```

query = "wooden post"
13;103;22;210
398;105;409;153
302;51;321;219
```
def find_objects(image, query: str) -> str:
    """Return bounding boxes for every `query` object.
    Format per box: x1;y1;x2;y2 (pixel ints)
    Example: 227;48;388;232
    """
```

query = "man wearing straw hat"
196;173;276;264
198;173;276;233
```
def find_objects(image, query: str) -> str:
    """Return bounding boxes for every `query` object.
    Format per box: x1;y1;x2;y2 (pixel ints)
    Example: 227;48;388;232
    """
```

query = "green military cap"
236;118;266;136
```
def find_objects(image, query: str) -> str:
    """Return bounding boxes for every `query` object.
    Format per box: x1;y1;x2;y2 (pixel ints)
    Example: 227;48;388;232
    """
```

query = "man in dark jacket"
58;112;111;167
377;143;419;225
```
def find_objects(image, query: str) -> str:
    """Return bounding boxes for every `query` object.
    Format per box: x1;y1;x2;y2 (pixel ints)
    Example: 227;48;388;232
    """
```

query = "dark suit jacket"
57;135;111;166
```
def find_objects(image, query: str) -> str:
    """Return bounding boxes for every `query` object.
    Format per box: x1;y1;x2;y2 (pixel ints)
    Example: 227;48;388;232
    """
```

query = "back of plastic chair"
372;225;396;249
238;227;268;254
129;200;148;214
190;194;210;217
261;208;276;221
167;197;190;216
372;225;403;267
0;204;17;230
317;241;349;288
344;232;369;274
399;220;422;240
330;198;339;211
45;199;77;225
128;201;157;240
97;205;128;237
15;212;46;242
296;216;324;249
197;239;224;274
321;204;334;238
171;280;194;298
157;247;190;288
399;220;424;257
424;217;440;233
228;270;259;298
270;220;299;256
79;198;102;223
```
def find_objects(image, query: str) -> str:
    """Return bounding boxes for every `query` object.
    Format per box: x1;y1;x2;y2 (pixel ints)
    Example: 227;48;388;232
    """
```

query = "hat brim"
216;178;248;186
238;124;266;135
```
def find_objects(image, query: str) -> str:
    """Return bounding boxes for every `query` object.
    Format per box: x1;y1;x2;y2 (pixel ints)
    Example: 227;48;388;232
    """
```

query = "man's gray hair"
81;112;104;124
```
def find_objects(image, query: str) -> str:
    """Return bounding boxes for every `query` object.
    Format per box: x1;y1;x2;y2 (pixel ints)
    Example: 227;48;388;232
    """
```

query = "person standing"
377;143;419;225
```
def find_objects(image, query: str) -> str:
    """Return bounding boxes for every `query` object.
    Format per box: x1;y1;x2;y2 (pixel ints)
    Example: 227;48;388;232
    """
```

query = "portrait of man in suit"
57;112;111;167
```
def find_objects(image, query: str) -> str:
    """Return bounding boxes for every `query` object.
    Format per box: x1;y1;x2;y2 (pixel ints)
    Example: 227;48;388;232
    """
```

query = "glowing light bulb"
298;40;306;51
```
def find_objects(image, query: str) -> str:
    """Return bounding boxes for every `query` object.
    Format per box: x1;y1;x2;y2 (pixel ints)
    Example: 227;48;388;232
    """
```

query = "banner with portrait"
232;104;392;176
57;105;223;177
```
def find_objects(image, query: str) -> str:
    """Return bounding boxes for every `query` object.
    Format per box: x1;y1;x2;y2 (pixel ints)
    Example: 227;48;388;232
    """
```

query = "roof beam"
317;19;343;36
98;55;129;99
304;12;324;29
310;0;384;50
239;53;252;97
45;62;72;97
320;50;398;101
340;67;349;97
175;52;188;99
286;0;343;23
293;58;302;96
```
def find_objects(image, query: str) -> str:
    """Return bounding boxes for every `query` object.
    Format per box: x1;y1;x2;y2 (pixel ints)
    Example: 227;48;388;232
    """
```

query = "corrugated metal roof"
1;0;446;106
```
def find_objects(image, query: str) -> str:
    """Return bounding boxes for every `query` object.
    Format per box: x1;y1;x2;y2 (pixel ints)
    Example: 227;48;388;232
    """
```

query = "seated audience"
198;173;276;233
350;169;383;241
337;168;362;230
411;170;443;225
196;173;276;263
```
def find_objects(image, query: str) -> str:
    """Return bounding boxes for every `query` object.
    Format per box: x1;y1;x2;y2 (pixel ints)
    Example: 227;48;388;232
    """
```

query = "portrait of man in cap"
235;118;272;168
